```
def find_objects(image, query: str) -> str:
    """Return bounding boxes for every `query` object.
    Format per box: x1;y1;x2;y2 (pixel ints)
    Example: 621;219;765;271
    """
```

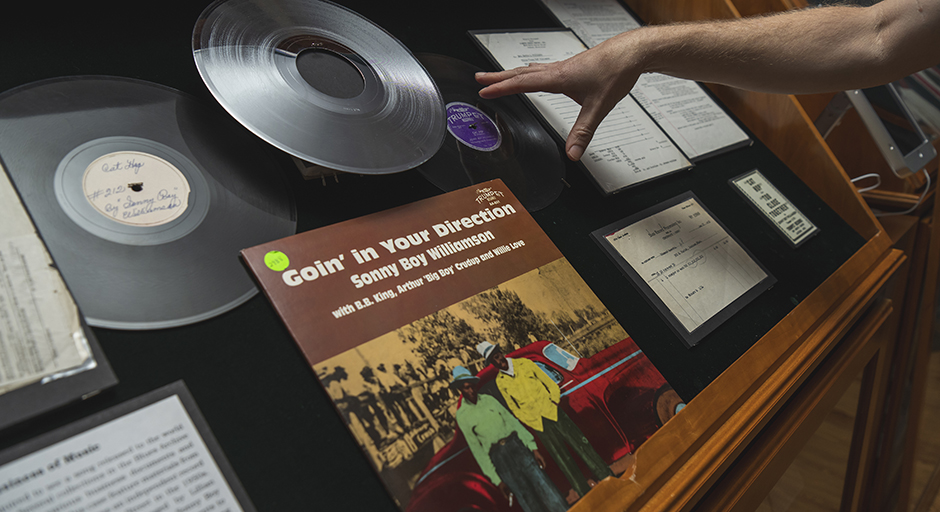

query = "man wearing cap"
451;365;568;512
477;341;613;499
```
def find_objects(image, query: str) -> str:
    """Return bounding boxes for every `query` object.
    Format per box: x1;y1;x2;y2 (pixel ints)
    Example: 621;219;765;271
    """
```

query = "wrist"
631;25;670;75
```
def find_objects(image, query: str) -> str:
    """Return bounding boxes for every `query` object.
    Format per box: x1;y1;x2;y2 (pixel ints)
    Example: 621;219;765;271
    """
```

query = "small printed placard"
0;382;255;512
730;170;818;247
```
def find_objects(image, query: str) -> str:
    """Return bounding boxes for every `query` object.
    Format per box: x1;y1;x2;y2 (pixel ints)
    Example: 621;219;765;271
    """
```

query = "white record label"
82;151;191;227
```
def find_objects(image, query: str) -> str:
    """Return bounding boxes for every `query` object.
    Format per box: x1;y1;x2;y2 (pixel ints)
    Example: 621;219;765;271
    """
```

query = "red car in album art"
406;338;684;512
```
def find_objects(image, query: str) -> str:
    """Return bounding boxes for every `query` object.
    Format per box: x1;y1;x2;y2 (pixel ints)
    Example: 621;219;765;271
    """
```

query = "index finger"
475;64;558;99
473;67;522;86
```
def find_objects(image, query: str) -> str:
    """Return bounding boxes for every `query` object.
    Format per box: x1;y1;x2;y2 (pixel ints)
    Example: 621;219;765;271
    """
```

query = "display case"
0;1;911;511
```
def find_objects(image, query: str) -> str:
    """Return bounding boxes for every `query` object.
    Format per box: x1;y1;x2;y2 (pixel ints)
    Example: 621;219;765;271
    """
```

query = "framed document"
0;164;117;431
0;381;256;512
592;192;775;347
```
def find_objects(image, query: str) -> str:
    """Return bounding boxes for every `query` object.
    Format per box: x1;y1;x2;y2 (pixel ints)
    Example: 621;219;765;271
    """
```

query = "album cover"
241;179;684;512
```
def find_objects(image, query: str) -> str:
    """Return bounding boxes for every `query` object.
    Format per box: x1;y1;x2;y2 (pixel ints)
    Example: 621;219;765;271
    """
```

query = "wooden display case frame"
568;1;908;511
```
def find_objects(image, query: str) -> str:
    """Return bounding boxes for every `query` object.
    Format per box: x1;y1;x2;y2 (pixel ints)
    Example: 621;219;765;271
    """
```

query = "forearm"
634;1;940;94
474;0;940;161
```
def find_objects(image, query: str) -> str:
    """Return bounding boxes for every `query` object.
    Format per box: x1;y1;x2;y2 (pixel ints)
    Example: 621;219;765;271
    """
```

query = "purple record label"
446;102;501;152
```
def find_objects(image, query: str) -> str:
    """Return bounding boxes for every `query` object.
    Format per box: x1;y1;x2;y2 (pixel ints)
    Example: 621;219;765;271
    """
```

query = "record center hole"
296;48;365;99
129;182;143;192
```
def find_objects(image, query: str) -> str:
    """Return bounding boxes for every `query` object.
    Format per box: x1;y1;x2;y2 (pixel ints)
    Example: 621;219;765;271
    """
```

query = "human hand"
498;481;511;499
476;31;647;161
533;449;547;469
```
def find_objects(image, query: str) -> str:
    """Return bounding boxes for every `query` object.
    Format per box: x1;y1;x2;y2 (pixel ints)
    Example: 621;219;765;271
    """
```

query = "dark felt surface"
0;1;864;510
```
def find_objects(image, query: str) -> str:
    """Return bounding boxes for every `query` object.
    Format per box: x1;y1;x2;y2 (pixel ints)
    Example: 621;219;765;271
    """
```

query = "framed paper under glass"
0;381;256;512
592;191;775;347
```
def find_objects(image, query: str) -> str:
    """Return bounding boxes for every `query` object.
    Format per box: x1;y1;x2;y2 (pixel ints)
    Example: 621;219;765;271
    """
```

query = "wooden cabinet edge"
572;247;904;512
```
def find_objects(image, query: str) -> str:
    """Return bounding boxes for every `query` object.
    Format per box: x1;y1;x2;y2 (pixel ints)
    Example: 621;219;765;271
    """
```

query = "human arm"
533;448;547;469
476;0;940;160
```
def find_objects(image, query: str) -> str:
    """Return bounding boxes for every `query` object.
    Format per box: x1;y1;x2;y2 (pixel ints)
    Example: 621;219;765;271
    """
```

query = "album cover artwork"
241;179;684;512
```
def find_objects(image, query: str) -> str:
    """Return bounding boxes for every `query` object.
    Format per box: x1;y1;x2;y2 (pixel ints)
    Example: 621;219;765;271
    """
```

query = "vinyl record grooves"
0;76;297;330
417;54;565;212
193;0;445;174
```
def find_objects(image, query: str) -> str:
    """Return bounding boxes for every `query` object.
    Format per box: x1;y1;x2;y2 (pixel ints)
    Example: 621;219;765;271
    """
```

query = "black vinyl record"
417;54;565;211
0;76;297;330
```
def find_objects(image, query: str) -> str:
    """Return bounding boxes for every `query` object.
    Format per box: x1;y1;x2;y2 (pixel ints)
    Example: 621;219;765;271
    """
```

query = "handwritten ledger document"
539;0;751;159
0;166;92;396
601;196;768;337
472;30;693;194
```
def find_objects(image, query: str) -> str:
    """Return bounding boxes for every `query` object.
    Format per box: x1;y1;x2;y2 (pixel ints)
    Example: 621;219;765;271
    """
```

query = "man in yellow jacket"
477;341;613;499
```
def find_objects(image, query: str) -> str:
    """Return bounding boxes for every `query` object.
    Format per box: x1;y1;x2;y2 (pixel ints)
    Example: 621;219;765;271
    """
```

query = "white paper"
83;151;191;227
603;197;767;333
0;167;90;396
539;0;641;46
0;395;245;512
539;0;750;159
473;30;692;194
731;170;818;245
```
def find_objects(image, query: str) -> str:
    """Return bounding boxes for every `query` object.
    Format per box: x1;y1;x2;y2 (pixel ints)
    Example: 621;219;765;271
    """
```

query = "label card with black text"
730;169;819;247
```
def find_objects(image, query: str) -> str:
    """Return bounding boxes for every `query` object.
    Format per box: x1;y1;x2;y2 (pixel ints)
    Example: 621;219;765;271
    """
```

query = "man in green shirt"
451;365;568;512
477;341;613;499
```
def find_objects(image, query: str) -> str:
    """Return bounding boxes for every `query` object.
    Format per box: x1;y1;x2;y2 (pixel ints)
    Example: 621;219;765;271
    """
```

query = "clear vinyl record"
193;0;445;174
417;54;565;211
0;76;297;330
